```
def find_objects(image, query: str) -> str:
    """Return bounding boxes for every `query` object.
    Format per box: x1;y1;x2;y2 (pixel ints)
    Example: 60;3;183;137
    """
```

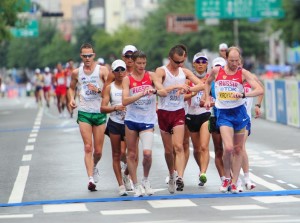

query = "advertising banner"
264;80;276;122
286;80;300;127
274;80;287;124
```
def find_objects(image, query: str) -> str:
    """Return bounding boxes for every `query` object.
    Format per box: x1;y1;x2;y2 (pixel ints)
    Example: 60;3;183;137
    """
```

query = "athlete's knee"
173;143;184;153
143;150;152;162
84;144;93;153
127;150;137;162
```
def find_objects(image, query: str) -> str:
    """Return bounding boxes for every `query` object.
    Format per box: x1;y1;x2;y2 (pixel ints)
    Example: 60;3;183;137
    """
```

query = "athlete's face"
80;48;95;67
170;53;185;68
134;57;146;74
122;51;135;68
193;58;208;74
227;50;240;71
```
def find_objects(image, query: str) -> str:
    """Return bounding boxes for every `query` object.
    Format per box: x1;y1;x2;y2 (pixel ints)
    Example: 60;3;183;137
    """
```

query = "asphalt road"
0;97;299;223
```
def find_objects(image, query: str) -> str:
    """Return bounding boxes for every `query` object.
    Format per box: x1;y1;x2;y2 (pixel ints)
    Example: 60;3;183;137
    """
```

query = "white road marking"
252;196;300;203
0;214;33;219
43;203;88;213
33;126;40;130
264;175;274;178
101;209;150;215
290;162;300;166
148;199;197;208
276;180;286;184
31;129;39;133
22;154;32;161
250;173;285;191
34;121;41;125
287;184;298;189
212;205;267;210
29;133;37;138
8;166;30;203
25;145;34;151
27;138;36;143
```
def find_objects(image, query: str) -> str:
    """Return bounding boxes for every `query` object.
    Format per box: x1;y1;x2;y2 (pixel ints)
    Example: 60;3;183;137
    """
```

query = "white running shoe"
237;177;244;192
245;181;256;190
168;176;176;194
142;179;154;196
119;185;128;196
123;174;133;191
133;184;144;197
165;175;169;184
93;167;100;183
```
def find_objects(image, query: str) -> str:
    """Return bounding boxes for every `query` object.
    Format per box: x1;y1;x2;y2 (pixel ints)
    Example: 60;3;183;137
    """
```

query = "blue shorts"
124;120;154;133
246;121;251;136
216;105;249;131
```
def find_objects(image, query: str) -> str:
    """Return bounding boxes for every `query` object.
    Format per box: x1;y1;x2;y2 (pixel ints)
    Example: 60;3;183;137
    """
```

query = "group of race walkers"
36;42;264;197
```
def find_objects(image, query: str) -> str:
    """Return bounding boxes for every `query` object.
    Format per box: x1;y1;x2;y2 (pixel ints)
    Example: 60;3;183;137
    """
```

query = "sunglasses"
114;67;126;72
124;54;133;59
81;54;94;58
220;49;227;52
171;57;185;64
195;59;208;64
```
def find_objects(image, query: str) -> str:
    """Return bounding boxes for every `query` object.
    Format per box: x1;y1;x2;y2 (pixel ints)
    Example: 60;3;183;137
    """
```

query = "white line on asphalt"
8;166;30;203
22;154;32;161
31;129;38;133
287;184;298;189
276;180;286;184
43;203;88;213
212;204;267;210
25;145;34;151
264;175;274;178
0;214;33;219
29;133;37;138
101;209;150;215
27;138;36;143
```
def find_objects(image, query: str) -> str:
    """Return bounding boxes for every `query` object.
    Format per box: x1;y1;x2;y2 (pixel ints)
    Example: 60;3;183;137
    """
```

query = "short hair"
226;46;241;58
80;43;95;53
168;44;187;58
132;50;147;61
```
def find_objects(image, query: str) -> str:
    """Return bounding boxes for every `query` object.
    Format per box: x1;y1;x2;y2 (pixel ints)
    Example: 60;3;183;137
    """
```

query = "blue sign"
275;80;287;124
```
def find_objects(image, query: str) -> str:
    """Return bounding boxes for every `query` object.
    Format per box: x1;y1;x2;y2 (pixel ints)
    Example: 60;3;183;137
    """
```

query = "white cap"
219;43;228;50
111;59;126;71
193;52;208;63
35;68;40;73
212;57;226;67
44;67;50;72
97;58;105;64
122;45;137;55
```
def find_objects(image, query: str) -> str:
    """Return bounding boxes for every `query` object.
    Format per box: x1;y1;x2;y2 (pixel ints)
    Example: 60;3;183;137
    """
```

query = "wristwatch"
255;104;261;108
97;88;101;94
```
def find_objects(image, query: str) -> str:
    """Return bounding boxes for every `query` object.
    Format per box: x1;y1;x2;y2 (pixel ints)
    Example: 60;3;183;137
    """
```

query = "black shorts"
106;118;125;141
208;116;220;134
185;112;211;133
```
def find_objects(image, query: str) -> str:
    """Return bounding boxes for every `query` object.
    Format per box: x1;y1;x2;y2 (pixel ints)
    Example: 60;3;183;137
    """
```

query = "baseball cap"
111;59;126;71
44;67;50;72
35;68;40;73
122;45;137;55
212;57;226;67
219;43;228;50
97;58;105;65
193;52;208;63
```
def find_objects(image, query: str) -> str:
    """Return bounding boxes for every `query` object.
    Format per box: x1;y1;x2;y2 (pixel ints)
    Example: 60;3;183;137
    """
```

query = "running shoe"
199;173;207;186
245;181;256;190
168;176;176;194
236;177;244;192
119;185;128;196
93;167;100;183
165;175;169;184
88;181;97;191
133;184;144;197
123;174;133;191
219;178;231;193
230;183;238;194
142;179;154;196
176;177;184;191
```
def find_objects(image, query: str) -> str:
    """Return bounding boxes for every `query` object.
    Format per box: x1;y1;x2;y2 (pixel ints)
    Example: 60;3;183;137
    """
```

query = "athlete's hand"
203;99;211;110
69;99;77;110
254;106;261;119
87;83;98;92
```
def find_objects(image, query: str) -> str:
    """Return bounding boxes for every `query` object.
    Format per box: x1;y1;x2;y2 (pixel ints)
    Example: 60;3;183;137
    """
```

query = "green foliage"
272;0;300;46
0;0;28;42
93;26;141;65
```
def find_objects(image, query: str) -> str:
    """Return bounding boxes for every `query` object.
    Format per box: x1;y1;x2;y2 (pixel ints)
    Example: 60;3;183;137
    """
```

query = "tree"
0;0;29;42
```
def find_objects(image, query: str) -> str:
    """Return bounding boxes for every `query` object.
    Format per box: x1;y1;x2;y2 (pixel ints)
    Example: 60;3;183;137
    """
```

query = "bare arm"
102;71;115;92
122;76;144;106
243;69;264;98
184;68;203;92
100;84;112;113
203;67;218;109
68;69;79;110
150;71;167;97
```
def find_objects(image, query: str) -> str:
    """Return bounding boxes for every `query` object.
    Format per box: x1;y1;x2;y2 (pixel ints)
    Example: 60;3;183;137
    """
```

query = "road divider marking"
1;189;300;207
25;145;34;151
8;166;30;203
22;154;32;162
101;209;150;215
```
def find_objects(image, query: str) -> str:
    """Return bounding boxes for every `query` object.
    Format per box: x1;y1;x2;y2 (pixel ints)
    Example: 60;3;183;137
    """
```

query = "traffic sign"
10;19;39;38
196;0;284;19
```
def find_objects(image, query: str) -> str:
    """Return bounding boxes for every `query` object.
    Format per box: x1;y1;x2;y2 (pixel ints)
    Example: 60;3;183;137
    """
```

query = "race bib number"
167;90;181;106
57;77;65;85
191;91;203;107
218;91;237;101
